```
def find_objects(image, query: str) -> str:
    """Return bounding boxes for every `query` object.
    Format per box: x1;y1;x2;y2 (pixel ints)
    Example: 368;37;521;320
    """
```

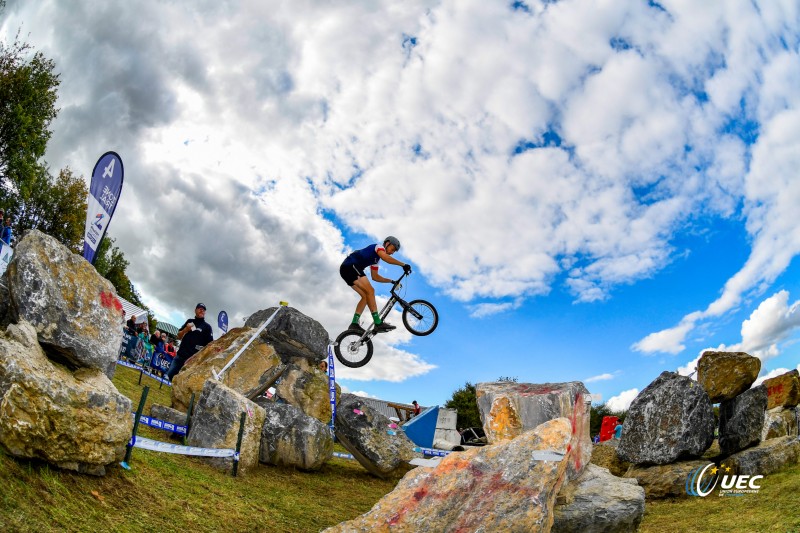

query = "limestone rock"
171;327;283;411
325;418;574;533
334;394;417;479
2;230;124;377
476;380;592;480
762;370;800;409
726;436;800;476
186;379;266;474
718;385;767;455
259;403;333;470
275;363;338;423
617;371;715;465
696;351;760;403
624;460;709;499
761;406;799;441
589;439;631;477
0;321;132;475
553;464;645;533
244;306;329;363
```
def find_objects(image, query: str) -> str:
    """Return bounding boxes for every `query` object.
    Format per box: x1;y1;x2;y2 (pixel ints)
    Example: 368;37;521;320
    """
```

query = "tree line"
1;14;147;315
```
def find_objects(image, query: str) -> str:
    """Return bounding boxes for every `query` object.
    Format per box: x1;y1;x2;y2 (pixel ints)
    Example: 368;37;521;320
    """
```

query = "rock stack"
0;231;132;475
615;351;800;498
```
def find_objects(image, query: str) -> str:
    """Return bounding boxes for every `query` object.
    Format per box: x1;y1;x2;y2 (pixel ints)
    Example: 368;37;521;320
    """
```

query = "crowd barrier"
122;386;246;476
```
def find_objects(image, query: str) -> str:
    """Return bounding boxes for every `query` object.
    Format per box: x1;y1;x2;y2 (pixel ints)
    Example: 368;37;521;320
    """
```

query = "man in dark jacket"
166;303;214;381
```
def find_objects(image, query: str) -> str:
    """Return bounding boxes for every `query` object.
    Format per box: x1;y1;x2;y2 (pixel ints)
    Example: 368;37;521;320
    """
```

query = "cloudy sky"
3;0;799;409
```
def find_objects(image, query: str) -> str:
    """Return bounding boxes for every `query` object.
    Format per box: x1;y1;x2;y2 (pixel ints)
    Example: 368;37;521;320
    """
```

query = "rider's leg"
352;278;383;325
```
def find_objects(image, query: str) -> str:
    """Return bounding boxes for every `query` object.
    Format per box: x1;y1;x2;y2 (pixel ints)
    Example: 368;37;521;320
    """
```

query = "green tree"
10;166;87;251
444;382;482;429
0;34;60;201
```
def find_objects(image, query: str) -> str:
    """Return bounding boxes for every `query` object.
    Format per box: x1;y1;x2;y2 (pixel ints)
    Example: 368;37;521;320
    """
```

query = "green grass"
2;365;799;532
0;365;396;533
640;461;800;533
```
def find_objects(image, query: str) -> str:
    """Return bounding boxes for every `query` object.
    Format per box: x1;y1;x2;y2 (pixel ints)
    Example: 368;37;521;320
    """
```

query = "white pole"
211;303;287;380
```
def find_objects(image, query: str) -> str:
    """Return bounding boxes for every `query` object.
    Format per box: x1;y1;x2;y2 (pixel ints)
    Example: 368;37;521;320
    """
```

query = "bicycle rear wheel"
334;330;374;368
402;299;439;336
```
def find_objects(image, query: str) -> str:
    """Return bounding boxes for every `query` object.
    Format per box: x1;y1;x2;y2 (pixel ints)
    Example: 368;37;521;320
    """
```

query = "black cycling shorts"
340;262;365;286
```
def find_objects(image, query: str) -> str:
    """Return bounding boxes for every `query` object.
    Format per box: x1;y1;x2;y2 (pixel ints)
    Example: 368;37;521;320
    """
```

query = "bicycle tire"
334;330;374;368
402;299;439;336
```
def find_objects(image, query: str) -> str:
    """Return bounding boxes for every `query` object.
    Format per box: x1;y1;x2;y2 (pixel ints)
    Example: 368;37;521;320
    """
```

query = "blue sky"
3;0;799;410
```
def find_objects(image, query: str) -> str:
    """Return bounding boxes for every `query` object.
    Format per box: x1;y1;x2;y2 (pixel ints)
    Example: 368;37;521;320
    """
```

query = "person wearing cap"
339;236;411;334
166;303;214;381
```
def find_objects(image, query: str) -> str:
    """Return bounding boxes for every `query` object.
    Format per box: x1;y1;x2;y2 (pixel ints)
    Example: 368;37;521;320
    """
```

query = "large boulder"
186;379;266;475
761;406;799;441
259;403;333;470
718;385;767;455
617;371;715;465
762;370;800;410
476;381;591;480
171;327;284;411
726;435;800;476
244;306;329;364
325;418;575;533
0;321;131;475
274;364;337;423
1;230;124;378
334;394;417;479
696;351;760;403
623;460;709;499
553;464;645;533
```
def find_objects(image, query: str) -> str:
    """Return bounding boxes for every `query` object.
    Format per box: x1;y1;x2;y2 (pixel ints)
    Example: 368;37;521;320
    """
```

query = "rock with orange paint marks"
476;381;592;481
0;230;124;378
762;370;800;409
617;372;715;465
334;394;418;479
324;418;573;533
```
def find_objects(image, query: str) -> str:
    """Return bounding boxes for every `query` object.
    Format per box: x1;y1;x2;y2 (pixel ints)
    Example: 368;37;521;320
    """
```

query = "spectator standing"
1;217;13;246
126;314;137;333
149;329;162;347
412;400;421;417
613;422;623;440
166;303;213;381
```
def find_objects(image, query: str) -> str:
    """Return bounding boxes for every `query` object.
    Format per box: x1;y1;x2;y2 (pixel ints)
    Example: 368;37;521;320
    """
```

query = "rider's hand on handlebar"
403;264;412;274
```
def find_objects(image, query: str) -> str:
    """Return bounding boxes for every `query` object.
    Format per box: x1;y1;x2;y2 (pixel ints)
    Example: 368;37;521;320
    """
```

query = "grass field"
1;364;799;532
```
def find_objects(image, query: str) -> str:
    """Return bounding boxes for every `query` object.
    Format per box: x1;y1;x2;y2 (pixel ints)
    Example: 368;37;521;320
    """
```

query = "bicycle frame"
356;271;417;341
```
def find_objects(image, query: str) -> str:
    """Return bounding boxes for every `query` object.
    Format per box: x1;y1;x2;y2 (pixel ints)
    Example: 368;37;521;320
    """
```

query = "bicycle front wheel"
334;330;374;368
402;299;439;336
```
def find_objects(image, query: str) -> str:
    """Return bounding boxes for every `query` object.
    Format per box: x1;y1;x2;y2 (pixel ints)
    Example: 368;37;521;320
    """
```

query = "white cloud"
3;1;800;380
606;388;639;412
632;315;700;354
584;373;615;383
348;390;379;399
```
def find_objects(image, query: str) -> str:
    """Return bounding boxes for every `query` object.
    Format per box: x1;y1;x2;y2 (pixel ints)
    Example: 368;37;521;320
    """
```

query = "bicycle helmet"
384;235;401;251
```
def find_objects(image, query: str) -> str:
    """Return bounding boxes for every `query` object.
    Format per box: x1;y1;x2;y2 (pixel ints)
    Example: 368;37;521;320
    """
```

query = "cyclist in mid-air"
340;236;411;334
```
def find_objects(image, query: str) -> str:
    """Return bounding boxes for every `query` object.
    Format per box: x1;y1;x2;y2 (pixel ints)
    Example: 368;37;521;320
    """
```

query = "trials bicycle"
334;271;438;368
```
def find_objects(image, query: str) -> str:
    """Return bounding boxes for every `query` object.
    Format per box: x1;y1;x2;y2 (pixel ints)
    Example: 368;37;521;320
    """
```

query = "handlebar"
390;269;411;293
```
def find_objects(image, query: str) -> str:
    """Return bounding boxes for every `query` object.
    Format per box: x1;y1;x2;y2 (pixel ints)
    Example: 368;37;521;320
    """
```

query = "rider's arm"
370;267;394;284
377;249;407;268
